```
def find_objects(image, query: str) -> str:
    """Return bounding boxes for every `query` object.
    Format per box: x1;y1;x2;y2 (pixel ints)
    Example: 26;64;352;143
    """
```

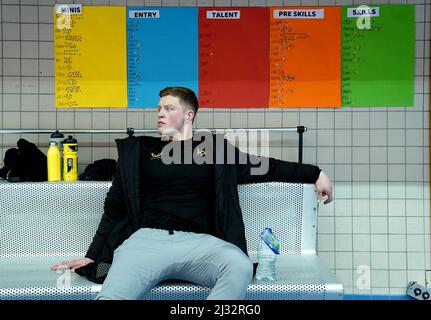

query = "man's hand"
315;171;333;205
50;257;94;272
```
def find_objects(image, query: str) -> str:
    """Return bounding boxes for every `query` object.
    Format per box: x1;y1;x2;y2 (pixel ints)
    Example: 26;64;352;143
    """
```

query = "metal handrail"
0;126;307;163
0;127;305;134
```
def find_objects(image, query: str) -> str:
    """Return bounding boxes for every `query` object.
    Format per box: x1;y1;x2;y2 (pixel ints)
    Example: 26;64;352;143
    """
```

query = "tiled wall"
1;0;430;296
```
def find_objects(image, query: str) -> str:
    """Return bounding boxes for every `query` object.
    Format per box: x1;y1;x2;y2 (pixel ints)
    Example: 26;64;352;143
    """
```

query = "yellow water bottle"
47;142;61;182
63;135;78;181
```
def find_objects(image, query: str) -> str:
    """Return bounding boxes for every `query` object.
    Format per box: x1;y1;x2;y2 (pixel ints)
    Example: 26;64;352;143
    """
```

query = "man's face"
157;95;187;135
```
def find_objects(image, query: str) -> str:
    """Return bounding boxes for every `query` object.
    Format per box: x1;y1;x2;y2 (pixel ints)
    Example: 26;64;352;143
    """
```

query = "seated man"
51;86;333;300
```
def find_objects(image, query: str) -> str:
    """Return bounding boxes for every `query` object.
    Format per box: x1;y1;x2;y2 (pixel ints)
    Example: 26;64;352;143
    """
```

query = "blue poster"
127;7;198;108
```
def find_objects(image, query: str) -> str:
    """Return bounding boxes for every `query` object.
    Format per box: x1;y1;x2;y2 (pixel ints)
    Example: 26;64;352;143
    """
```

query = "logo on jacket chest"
150;148;206;160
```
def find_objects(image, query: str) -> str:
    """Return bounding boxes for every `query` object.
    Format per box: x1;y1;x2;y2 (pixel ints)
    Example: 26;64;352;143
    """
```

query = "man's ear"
185;110;194;121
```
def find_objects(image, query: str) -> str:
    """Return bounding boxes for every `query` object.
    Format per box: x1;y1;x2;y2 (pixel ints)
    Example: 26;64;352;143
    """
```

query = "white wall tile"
39;77;54;94
370;217;388;234
407;217;425;234
21;94;38;111
2;111;21;128
21;77;38;94
352;217;370;234
336;234;352;251
21;6;38;23
352;199;369;217
370;235;388;252
352;165;369;182
3;59;20;76
21;41;38;58
21;59;38;76
387;147;405;164
352;112;369;129
38;112;56;129
407;270;425;285
3;76;20;94
335;199;352;217
20;111;38;128
333;182;351;200
406;129;424;146
38;94;55;110
389;270;407;288
406;199;424;217
334;147;351;164
388;217;406;234
335;270;353;287
75;112;92;129
317;112;335;129
39;23;53;41
371;252;389;269
370;182;388;199
388;235;407;252
57;112;74;128
334;129;351;146
38;6;54;24
39;59;53;76
387;164;406;182
387;129;405;146
335;252;353;269
21;24;38;41
334;164;351;182
406;182;424;199
317;234;334;251
371;270;389;287
319;216;334;234
406;165;424;182
317;130;334;146
369;112;387;129
2;23;20;40
352;130;369;146
388;185;405;199
353;234;370;252
109;112;127;129
370;164;388;182
2;94;21;111
352;147;369;164
387;112;405;129
406;147;423;164
407;252;425;270
3;41;20;58
2;5;20;23
407;234;425;252
335;217;352;234
369;129;387;146
389;252;407;270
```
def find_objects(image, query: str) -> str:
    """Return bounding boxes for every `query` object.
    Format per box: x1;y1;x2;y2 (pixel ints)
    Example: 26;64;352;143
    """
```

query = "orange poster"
269;7;341;108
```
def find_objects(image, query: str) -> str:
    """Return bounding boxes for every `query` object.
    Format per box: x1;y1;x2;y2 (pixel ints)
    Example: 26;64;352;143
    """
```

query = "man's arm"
85;164;127;260
233;142;333;204
315;171;333;205
51;164;126;271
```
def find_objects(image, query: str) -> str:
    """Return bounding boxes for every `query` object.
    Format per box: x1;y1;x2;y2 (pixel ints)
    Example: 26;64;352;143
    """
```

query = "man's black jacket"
76;134;321;283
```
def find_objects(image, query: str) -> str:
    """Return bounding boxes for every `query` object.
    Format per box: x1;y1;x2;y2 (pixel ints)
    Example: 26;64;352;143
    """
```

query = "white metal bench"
0;180;343;300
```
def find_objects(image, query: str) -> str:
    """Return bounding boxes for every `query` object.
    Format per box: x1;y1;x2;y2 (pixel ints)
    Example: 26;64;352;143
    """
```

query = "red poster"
199;8;269;108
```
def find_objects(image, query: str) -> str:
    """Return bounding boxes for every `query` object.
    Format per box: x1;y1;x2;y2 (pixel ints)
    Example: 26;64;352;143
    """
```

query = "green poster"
342;4;415;107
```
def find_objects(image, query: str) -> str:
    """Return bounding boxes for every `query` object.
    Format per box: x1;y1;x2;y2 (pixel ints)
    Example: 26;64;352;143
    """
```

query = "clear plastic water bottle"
255;227;280;281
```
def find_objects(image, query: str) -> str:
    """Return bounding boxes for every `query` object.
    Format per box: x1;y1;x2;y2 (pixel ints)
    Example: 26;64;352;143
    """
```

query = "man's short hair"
159;87;199;116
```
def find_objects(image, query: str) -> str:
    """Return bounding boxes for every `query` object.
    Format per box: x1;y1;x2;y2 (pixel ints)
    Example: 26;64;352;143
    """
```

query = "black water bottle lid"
64;135;77;143
50;130;64;139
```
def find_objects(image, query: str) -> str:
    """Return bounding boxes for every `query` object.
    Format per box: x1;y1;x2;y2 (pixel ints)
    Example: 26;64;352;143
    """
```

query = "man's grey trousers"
97;228;253;300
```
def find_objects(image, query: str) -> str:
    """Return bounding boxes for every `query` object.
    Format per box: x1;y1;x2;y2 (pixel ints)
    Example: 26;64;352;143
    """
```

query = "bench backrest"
0;181;318;258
